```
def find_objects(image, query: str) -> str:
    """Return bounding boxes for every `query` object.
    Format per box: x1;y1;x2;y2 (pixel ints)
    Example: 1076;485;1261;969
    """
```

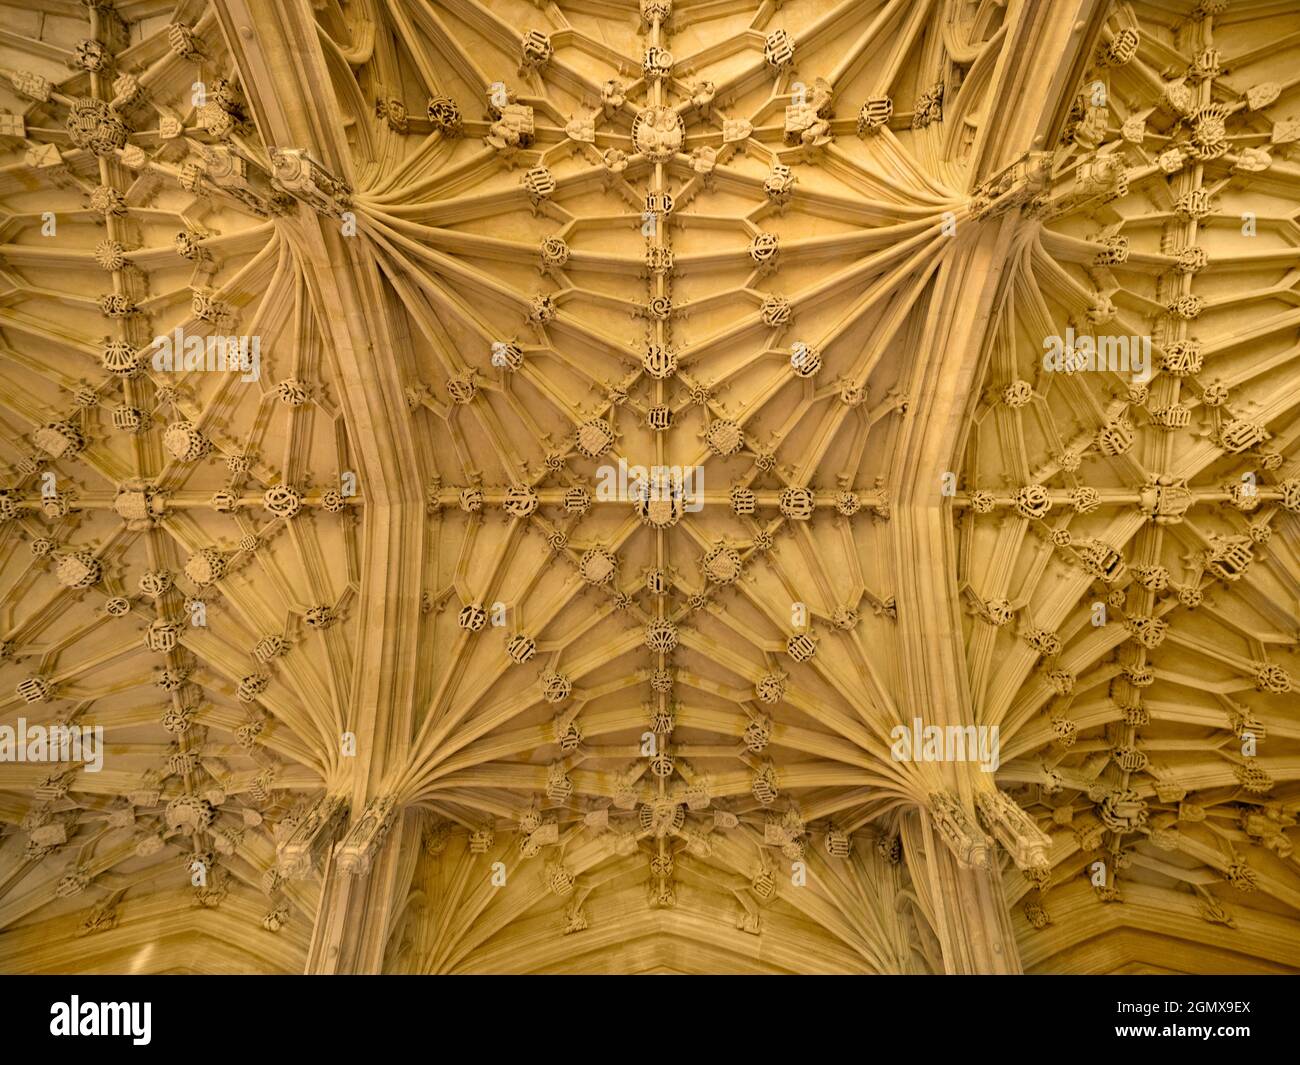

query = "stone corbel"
975;787;1052;870
929;790;991;869
972;150;1053;219
276;793;350;878
270;147;354;218
199;145;286;215
334;794;398;876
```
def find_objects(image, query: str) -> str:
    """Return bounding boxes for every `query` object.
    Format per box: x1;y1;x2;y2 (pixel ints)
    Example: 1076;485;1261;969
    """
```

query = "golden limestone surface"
0;0;1296;976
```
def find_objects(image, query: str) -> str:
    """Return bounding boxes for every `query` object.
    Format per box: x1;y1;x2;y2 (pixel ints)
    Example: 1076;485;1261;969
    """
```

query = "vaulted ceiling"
0;0;1297;976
